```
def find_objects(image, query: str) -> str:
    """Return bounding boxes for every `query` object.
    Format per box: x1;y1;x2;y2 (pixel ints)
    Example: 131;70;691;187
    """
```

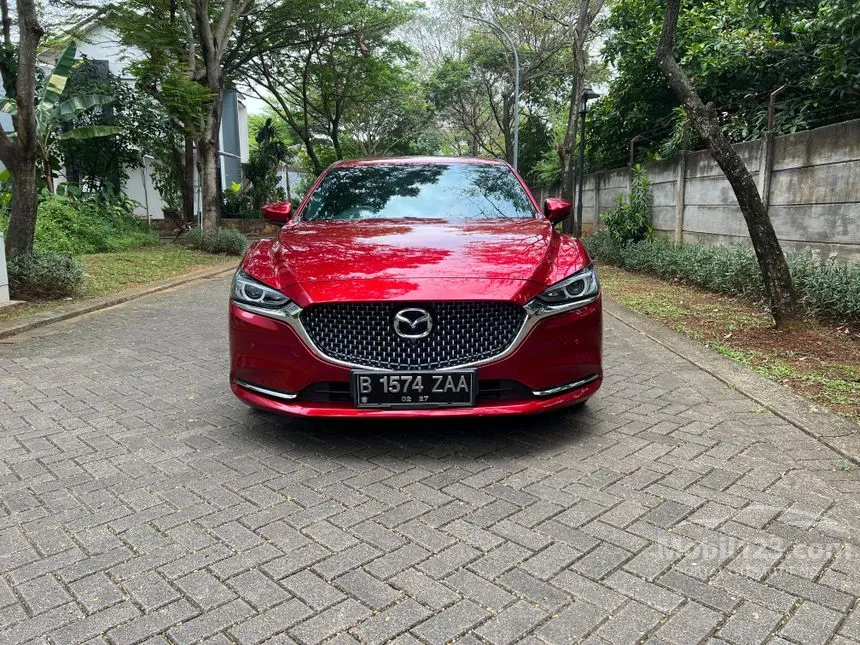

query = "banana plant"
0;42;123;192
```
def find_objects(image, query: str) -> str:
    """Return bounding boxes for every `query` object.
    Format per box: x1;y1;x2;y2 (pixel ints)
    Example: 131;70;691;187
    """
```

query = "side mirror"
544;198;572;223
261;201;292;225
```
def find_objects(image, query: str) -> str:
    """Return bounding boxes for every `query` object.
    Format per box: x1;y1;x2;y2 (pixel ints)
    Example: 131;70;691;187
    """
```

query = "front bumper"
229;298;602;418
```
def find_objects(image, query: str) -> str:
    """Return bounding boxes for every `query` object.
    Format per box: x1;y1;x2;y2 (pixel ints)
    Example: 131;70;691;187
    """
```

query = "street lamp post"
574;87;600;237
463;13;519;170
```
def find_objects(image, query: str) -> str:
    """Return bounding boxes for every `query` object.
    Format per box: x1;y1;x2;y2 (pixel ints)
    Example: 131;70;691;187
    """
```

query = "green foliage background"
587;0;860;171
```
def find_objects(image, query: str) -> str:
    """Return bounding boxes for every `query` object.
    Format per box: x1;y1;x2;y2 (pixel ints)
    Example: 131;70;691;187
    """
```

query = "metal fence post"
674;151;687;243
758;131;775;212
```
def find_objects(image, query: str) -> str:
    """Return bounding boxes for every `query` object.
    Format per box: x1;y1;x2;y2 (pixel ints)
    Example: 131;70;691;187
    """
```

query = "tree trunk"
331;122;343;160
183;134;195;223
558;77;581;203
5;160;38;257
198;93;223;232
1;0;44;258
656;0;798;328
304;138;322;174
41;153;54;193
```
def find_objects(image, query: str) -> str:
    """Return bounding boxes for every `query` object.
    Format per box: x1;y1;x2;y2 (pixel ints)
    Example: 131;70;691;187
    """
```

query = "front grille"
301;301;527;370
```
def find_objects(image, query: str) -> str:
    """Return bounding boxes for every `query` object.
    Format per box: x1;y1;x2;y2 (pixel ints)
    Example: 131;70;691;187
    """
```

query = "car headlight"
231;270;290;309
529;264;600;312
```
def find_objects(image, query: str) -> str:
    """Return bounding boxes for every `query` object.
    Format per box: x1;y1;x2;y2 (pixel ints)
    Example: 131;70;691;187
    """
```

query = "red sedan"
229;157;602;417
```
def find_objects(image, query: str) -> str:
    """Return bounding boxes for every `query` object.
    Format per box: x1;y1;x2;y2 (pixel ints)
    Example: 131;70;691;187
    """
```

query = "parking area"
0;276;857;644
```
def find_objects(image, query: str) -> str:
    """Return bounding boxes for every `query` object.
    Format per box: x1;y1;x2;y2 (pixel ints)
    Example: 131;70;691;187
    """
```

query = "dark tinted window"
302;163;537;221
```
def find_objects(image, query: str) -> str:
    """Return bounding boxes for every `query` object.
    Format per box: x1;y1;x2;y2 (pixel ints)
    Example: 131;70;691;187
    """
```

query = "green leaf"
56;125;123;141
0;97;16;115
54;94;115;121
41;42;77;108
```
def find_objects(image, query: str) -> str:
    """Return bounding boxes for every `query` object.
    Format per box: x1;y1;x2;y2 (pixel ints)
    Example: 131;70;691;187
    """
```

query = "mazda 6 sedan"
229;157;602;417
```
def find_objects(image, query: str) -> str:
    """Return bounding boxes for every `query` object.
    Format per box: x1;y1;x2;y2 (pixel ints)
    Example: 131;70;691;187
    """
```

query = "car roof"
333;156;508;168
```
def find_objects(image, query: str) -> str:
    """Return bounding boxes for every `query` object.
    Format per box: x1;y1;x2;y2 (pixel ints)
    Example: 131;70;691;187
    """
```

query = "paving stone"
106;599;198;645
475;600;547;645
70;572;127;613
17;574;73;615
351;599;432;645
778;602;843;645
335;569;402;610
572;544;633;580
595;600;664;645
716;601;783;645
282;570;345;611
605;570;684;613
654;601;723;644
520;542;580;581
498;568;570;613
228;599;312;644
411;599;490;643
289;599;371;644
536;600;610;642
166;599;255;644
390;569;457;611
551;571;627;612
445;568;515;611
48;601;141;644
228;570;291;611
0;277;857;643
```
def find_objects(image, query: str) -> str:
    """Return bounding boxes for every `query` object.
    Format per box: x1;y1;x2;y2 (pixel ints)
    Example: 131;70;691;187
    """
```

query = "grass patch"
0;245;234;321
599;264;860;425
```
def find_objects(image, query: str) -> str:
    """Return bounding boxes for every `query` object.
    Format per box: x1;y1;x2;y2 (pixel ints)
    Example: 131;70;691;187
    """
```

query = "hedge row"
585;229;860;323
182;227;248;256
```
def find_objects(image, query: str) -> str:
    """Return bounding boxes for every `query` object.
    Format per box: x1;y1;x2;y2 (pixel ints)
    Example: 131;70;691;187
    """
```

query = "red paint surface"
230;157;603;417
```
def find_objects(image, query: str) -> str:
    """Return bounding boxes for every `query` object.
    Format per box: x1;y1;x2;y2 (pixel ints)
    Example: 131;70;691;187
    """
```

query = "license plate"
351;370;477;409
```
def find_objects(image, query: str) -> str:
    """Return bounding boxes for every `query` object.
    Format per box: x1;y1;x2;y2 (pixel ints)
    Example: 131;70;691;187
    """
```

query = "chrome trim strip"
233;293;599;372
235;378;298;401
532;373;600;397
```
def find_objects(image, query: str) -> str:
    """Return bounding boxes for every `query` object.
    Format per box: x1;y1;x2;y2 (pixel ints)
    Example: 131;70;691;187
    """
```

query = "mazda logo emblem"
393;308;433;339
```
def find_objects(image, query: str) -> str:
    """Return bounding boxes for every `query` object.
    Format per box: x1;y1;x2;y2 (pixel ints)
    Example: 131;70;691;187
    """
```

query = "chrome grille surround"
301;302;527;370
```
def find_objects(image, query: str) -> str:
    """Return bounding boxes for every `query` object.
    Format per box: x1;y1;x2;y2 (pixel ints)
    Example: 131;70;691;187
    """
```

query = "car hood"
243;218;590;306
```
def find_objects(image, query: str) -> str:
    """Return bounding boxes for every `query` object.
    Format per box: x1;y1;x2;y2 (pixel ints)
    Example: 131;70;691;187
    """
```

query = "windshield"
302;163;537;221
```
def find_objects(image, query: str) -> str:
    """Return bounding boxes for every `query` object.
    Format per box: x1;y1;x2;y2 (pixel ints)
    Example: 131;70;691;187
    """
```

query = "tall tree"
416;0;577;172
245;0;414;174
426;57;500;157
0;0;44;258
656;0;798;327
552;0;605;205
106;0;211;224
345;64;431;157
589;0;859;171
181;0;254;231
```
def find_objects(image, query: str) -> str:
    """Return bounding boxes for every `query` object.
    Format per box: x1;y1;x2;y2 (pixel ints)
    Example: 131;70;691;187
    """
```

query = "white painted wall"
72;24;144;78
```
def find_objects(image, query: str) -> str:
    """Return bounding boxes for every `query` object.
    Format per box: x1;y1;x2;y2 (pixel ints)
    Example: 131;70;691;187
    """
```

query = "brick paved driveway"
1;276;858;644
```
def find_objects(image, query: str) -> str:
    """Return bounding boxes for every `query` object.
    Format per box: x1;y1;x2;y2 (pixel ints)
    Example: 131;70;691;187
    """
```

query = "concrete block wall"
571;118;860;262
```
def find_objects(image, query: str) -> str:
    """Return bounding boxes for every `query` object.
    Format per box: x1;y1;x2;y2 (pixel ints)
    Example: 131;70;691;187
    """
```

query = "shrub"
602;165;652;245
182;227;247;256
0;191;158;255
7;251;85;300
584;230;860;323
